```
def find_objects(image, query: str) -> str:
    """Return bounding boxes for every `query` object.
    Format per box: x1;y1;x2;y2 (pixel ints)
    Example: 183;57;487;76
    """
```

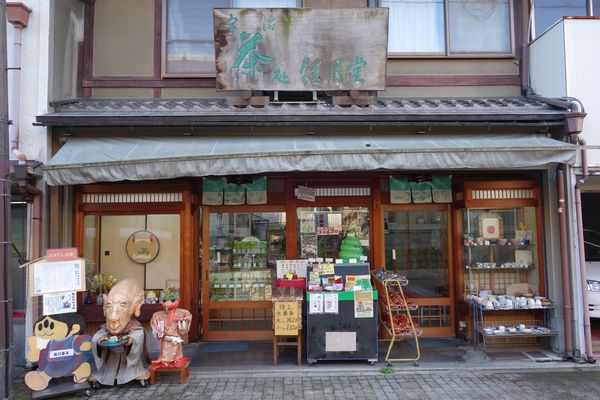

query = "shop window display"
296;207;370;261
208;212;286;302
83;214;181;293
461;207;540;297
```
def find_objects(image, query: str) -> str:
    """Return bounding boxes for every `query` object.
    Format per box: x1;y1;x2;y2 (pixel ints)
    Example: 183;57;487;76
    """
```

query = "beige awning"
42;134;577;186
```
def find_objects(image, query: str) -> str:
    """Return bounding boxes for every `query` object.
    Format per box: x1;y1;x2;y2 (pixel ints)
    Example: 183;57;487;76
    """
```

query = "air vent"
82;192;183;204
314;187;370;197
471;189;534;200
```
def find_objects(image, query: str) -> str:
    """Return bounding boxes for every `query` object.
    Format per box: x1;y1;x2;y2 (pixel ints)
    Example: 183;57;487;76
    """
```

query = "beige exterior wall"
92;88;155;98
381;86;521;98
387;59;518;75
92;0;154;77
161;88;222;99
79;2;520;100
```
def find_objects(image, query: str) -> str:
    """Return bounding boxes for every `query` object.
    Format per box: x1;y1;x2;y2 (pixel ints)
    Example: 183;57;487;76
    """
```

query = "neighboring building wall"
530;17;600;359
530;18;600;167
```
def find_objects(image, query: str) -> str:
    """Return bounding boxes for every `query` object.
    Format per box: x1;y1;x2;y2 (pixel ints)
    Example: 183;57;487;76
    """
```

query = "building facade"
26;0;596;361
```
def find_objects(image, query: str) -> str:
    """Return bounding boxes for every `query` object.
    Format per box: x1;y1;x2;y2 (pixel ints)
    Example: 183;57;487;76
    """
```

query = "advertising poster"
354;291;374;318
324;293;339;314
42;291;77;315
309;293;324;314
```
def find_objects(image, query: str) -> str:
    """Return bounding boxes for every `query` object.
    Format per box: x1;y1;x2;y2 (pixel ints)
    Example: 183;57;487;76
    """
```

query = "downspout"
574;137;594;362
8;25;23;162
557;166;574;358
6;3;31;164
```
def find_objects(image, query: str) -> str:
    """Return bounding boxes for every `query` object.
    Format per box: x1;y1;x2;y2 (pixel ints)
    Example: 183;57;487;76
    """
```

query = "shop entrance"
382;204;454;337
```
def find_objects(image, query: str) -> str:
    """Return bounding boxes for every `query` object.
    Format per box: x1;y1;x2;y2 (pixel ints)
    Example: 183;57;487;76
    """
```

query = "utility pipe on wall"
8;24;23;162
557;166;574;358
6;2;30;164
574;138;594;361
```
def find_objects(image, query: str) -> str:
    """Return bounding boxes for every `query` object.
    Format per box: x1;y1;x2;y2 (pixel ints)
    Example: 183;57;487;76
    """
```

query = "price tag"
349;259;357;264
335;259;344;264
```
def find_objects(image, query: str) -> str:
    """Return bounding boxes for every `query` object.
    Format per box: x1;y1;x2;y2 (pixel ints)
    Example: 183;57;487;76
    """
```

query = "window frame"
161;0;302;78
380;0;516;59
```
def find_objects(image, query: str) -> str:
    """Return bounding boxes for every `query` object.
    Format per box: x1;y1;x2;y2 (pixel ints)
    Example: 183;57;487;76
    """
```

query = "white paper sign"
276;259;308;279
309;293;324;314
324;293;339;314
295;185;316;202
33;259;84;295
42;291;77;315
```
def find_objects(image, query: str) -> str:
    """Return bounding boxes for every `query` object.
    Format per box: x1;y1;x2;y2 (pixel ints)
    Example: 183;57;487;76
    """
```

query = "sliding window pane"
448;0;511;53
383;0;445;53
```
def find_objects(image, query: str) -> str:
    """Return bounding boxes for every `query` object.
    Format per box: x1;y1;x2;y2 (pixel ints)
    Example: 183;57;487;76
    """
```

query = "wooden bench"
149;358;190;385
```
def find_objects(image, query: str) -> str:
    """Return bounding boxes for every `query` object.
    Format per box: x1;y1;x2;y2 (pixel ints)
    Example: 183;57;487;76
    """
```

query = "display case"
461;207;540;298
202;211;286;341
455;180;555;350
209;269;272;302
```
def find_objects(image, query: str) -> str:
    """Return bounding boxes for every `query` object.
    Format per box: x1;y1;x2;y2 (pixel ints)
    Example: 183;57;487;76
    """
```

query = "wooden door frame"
200;204;286;341
379;202;455;337
74;183;198;340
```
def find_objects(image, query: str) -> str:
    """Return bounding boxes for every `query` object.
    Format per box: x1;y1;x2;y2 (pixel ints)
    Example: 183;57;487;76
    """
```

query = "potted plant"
90;274;118;305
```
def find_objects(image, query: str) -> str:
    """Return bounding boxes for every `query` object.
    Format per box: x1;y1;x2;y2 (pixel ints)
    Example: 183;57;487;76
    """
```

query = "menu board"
31;258;85;296
273;301;300;336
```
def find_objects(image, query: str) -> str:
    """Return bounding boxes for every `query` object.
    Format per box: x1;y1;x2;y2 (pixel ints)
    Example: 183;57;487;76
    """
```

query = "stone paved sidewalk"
13;364;600;400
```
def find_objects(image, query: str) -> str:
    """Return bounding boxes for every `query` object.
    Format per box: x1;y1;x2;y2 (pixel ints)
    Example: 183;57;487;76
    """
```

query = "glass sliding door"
383;204;453;336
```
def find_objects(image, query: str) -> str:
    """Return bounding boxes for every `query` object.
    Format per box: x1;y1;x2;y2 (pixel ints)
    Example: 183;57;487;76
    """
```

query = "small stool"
149;358;191;385
273;330;302;366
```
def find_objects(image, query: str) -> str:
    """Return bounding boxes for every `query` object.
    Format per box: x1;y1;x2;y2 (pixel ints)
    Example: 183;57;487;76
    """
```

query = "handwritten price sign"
274;301;299;336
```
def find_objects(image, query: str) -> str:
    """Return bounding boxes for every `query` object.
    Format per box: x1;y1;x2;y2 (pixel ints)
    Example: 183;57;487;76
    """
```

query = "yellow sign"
274;301;299;336
321;263;335;275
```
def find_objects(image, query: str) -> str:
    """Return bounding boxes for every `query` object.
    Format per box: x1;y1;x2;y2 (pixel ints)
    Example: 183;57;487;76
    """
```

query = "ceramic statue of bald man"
89;279;149;386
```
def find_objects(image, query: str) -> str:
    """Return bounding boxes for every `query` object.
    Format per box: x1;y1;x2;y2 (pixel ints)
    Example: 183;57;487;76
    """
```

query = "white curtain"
383;0;445;53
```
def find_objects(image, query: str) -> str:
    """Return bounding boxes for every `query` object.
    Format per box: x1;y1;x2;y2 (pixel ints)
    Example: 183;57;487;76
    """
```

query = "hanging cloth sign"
245;176;267;204
224;182;245;205
389;177;411;204
202;178;225;205
432;175;452;203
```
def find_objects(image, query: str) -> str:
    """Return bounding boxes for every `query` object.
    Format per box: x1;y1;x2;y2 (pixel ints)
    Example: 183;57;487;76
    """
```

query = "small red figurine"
150;295;192;368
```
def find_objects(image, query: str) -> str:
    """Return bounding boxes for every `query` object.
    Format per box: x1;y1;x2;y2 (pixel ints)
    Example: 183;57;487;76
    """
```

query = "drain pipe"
557;166;574;359
6;3;31;163
574;137;594;362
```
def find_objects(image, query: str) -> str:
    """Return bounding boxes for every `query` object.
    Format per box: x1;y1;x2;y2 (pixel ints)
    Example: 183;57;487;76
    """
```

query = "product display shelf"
473;302;557;358
372;273;421;366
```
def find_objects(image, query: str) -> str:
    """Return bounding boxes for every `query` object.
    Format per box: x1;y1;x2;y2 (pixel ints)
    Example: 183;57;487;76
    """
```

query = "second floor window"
382;0;513;56
163;0;298;77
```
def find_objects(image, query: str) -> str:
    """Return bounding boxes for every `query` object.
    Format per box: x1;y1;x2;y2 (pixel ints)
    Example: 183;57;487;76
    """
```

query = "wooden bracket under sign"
332;90;376;107
228;90;269;107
